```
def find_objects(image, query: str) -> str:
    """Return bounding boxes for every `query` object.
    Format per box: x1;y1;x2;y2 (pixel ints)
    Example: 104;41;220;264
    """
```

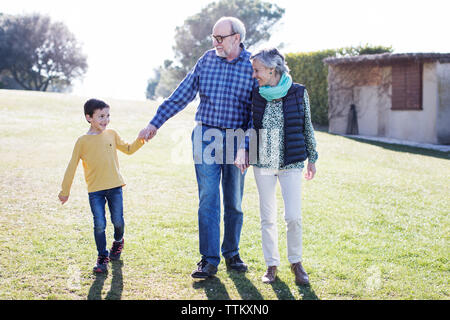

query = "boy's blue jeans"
192;124;246;267
88;186;124;257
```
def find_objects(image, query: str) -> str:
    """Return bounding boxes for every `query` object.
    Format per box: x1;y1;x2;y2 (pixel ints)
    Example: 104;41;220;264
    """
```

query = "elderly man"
139;17;255;278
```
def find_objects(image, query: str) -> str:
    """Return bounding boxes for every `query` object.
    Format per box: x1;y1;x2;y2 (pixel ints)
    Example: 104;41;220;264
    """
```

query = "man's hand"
59;195;69;205
234;148;249;174
138;124;158;142
304;162;316;180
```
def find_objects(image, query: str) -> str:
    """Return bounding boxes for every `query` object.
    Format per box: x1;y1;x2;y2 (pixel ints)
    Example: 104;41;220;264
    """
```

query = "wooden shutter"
391;61;423;110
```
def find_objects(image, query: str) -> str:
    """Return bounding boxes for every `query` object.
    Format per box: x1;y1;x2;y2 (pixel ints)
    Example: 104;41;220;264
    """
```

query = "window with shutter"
391;62;423;110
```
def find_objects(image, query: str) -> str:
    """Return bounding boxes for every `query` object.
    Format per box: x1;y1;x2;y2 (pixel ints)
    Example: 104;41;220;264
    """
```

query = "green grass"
0;89;448;300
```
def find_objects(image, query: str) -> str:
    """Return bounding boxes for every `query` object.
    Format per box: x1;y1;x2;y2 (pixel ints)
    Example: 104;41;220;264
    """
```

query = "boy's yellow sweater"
59;129;144;197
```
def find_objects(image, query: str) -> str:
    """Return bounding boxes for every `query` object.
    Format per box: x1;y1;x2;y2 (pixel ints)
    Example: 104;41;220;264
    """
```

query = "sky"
2;0;449;101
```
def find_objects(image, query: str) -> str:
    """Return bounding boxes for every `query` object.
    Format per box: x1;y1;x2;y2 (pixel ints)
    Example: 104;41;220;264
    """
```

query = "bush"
286;50;336;126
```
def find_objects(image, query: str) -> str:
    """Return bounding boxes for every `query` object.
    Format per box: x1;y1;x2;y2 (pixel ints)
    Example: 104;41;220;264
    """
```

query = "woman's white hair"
250;47;290;75
214;16;246;43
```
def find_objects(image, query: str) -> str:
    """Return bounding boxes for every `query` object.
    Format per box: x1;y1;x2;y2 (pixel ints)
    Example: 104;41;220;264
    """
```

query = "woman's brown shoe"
261;266;277;284
291;262;310;285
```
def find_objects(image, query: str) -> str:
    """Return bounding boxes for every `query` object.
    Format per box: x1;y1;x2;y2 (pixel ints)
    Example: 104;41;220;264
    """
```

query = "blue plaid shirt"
150;44;256;130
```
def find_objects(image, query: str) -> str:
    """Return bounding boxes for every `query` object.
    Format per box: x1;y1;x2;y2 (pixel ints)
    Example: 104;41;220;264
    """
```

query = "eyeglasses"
211;33;237;44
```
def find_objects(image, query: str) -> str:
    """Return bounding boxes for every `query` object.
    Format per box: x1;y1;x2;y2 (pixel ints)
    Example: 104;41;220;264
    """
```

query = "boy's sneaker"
109;239;124;261
93;255;109;273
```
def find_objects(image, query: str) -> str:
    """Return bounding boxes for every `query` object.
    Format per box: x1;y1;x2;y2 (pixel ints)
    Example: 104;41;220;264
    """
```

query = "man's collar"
238;43;250;59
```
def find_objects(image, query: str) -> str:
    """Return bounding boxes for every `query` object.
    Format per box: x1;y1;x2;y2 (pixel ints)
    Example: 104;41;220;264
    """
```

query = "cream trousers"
253;167;303;267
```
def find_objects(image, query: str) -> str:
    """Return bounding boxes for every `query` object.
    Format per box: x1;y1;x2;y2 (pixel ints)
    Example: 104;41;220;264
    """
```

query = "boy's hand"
138;124;157;142
58;195;69;205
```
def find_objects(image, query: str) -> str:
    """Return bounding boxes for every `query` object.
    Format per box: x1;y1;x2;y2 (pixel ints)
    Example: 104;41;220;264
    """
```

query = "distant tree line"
0;12;87;92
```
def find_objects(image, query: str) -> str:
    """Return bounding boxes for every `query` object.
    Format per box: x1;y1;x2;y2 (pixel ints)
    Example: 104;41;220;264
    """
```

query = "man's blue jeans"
88;186;124;257
192;124;246;267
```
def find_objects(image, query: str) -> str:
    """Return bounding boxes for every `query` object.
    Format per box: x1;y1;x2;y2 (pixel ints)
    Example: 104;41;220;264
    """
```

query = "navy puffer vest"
252;83;307;166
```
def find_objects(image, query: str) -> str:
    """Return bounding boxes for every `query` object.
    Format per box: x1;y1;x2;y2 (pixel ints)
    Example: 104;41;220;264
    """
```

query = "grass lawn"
0;89;448;300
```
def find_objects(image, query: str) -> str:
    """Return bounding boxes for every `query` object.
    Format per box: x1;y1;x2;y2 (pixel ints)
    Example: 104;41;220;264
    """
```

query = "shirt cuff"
150;118;163;129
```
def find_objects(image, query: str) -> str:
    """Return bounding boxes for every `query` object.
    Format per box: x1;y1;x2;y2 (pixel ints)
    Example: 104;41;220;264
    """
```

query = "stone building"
323;53;450;145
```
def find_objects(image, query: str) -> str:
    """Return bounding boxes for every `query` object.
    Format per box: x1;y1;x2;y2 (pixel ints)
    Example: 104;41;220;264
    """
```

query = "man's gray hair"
250;47;290;75
214;16;246;43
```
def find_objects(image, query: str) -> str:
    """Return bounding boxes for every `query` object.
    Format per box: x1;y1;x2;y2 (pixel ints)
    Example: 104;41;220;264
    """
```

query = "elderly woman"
236;48;318;285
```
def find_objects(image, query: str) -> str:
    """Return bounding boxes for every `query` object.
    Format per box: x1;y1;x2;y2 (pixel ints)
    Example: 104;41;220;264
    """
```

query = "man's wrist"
149;119;161;129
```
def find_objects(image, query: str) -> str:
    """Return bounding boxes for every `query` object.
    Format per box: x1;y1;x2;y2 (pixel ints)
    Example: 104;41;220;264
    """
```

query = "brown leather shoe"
291;262;310;285
261;266;277;284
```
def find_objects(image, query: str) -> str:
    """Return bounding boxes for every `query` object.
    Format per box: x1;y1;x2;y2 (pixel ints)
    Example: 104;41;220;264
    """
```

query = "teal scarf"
259;73;293;101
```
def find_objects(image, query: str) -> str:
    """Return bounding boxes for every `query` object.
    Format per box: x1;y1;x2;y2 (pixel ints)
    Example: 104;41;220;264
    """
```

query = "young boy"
58;98;145;273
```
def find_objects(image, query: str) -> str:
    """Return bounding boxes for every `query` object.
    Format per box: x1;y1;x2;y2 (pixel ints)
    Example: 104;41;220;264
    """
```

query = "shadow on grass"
296;283;319;300
268;277;319;300
227;270;264;300
343;136;450;160
192;277;231;300
191;272;320;300
87;272;106;300
270;278;295;300
87;260;123;300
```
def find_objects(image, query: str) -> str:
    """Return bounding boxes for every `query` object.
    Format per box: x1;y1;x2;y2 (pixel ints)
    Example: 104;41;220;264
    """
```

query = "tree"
146;67;161;100
0;13;87;91
154;60;187;98
0;13;9;74
147;0;284;99
337;43;393;57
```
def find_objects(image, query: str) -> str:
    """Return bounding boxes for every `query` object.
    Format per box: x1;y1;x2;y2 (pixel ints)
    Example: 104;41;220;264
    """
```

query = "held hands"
304;162;316;180
138;124;158;142
234;148;250;174
58;194;69;205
